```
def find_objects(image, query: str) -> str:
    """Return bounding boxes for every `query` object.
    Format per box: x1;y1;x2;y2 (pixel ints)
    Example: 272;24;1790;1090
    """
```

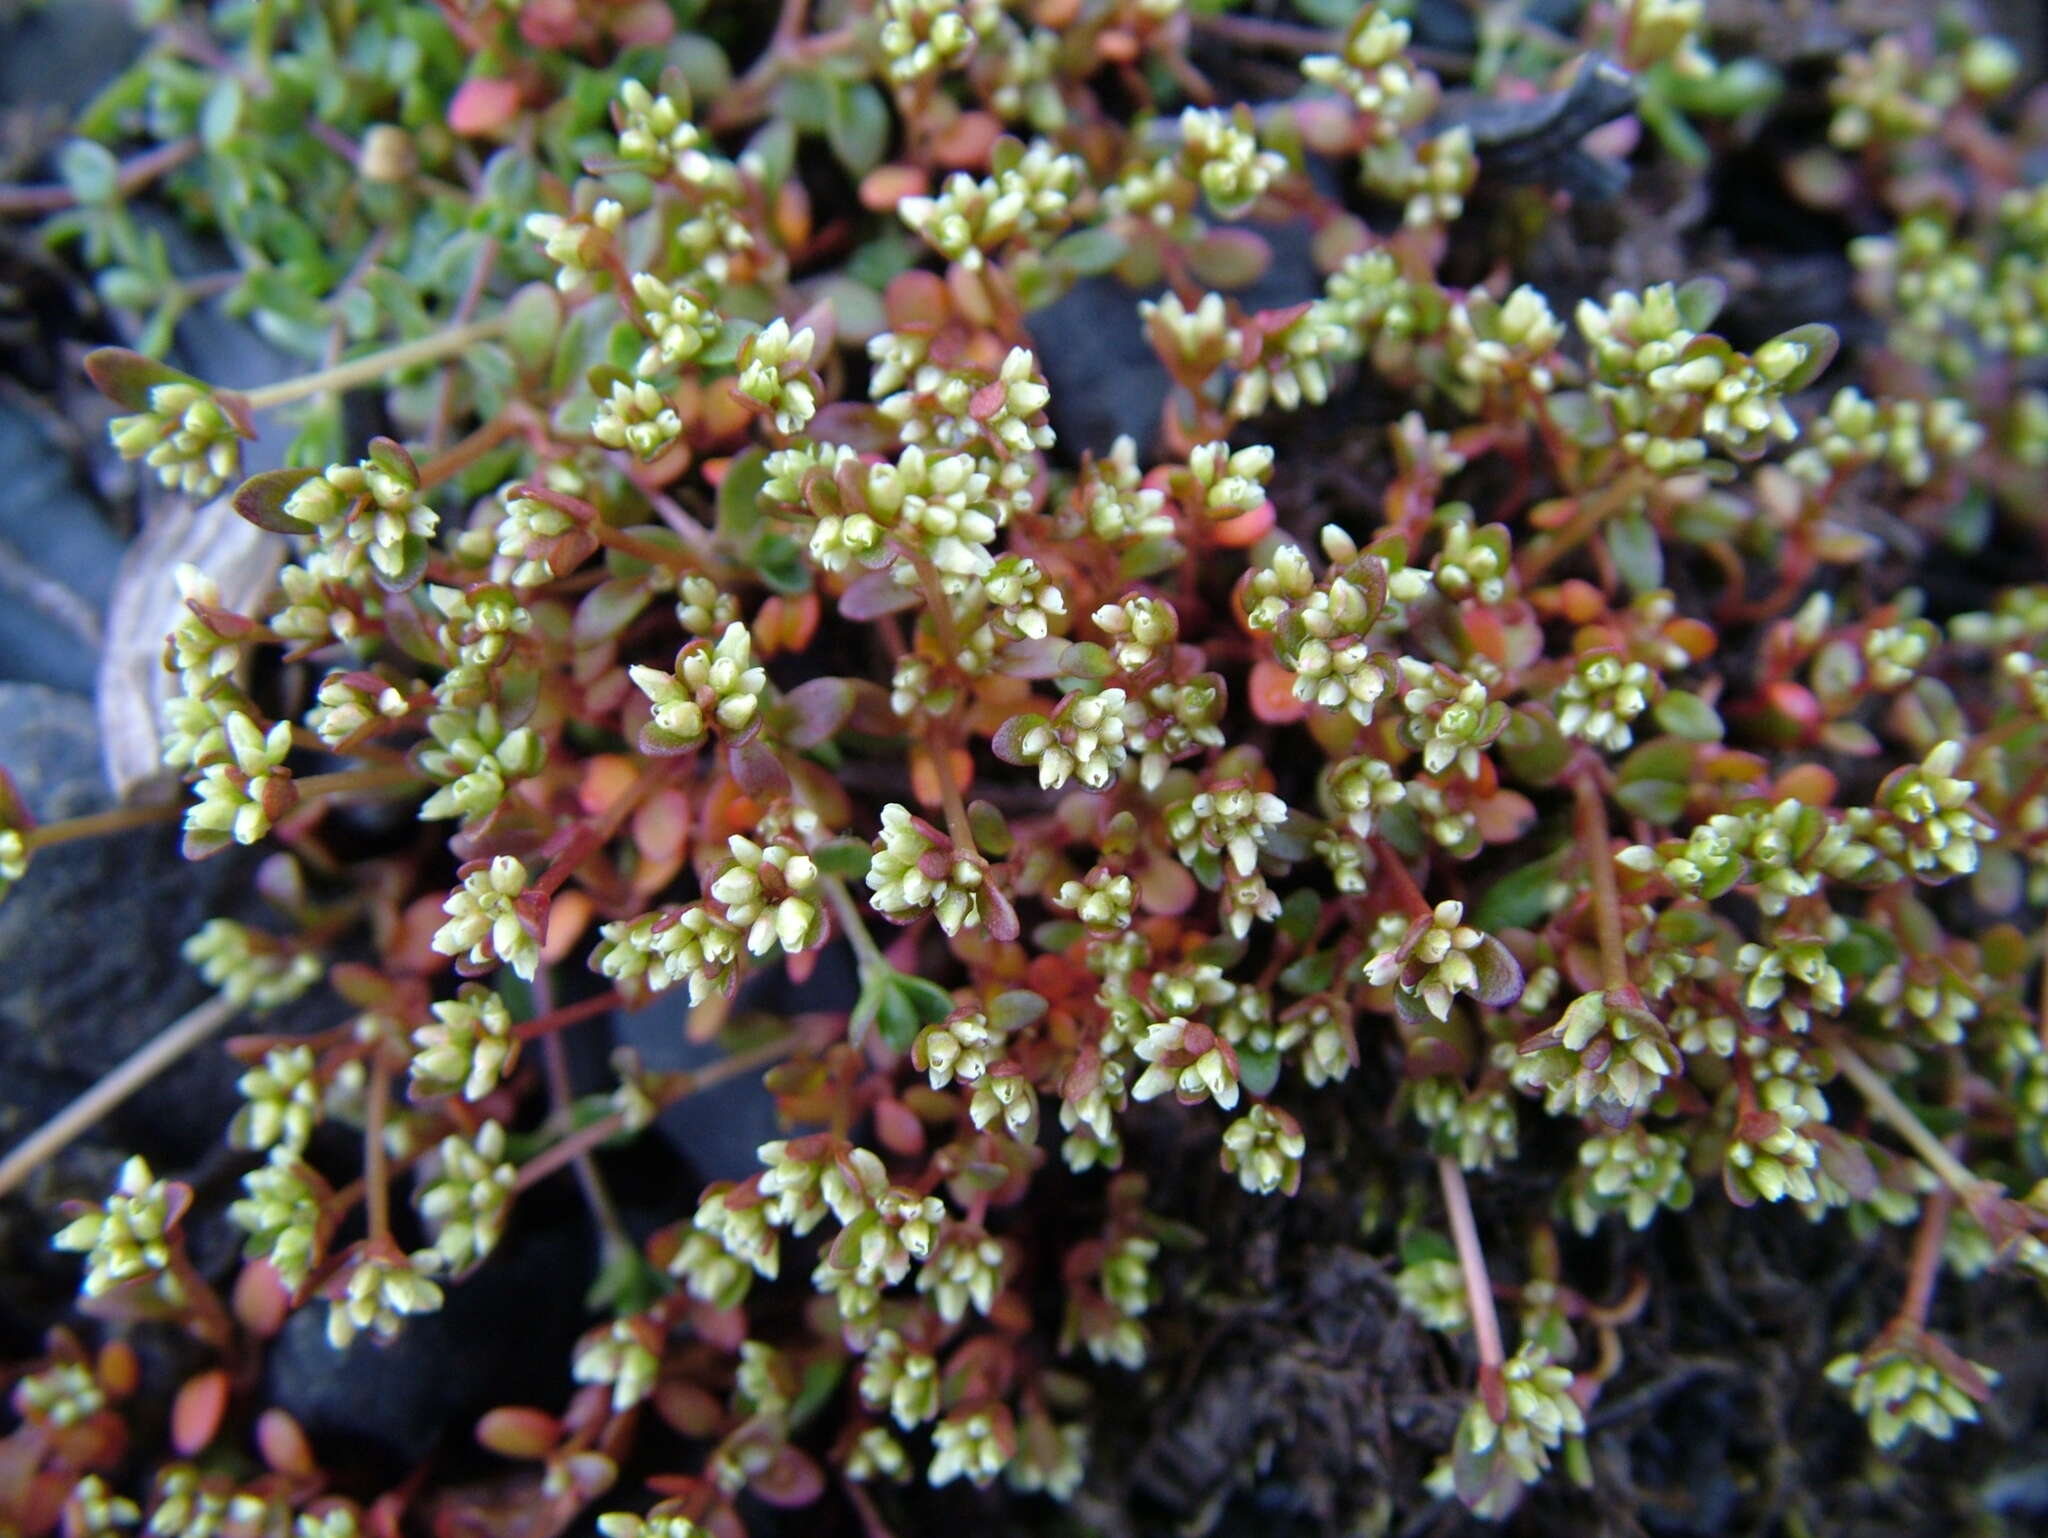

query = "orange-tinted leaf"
1249;660;1306;724
1209;500;1276;547
172;1370;230;1456
258;1409;317;1478
477;1406;562;1460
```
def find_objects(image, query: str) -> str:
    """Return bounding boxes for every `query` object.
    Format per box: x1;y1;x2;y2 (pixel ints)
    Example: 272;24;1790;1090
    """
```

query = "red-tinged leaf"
839;568;920;620
652;1380;726;1440
1136;856;1196;916
968;380;1006;421
839;680;898;738
1057;641;1113;679
379;589;444;666
215;391;257;439
983;882;1020;944
449;76;523;136
1721;1158;1758;1209
232;469;321;535
513;889;551;948
751;1446;825;1508
1470;934;1525;1007
988;990;1047;1031
874;1097;926;1157
1768;322;1839;392
232;1261;292;1335
1248;659;1305;724
727;735;790;800
0;766;31;831
990;713;1046;766
995;636;1067;678
371;536;430;595
1809;1126;1878;1203
1474;788;1537;845
182;827;231;861
84;347;199;411
256;1408;317;1478
884;267;951;327
366;436;419;487
559;1450;617;1499
780;677;855;750
171;1369;230;1457
571;578;653;647
638;723;702;758
1405;1035;1468;1079
327;962;396;1009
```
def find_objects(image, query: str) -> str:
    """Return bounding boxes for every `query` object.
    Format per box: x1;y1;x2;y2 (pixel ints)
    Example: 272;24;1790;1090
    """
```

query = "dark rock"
0;683;254;1177
1032;276;1177;459
0;401;122;694
264;1211;597;1492
612;944;859;1185
0;0;138;119
1031;218;1322;459
1443;55;1640;204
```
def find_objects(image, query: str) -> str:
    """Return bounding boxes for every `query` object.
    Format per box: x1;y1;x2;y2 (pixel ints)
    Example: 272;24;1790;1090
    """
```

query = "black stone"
262;1212;597;1492
0;683;258;1177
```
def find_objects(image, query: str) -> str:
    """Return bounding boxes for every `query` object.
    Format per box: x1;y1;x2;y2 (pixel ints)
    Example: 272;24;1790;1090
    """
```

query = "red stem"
1897;1186;1953;1328
515;989;624;1042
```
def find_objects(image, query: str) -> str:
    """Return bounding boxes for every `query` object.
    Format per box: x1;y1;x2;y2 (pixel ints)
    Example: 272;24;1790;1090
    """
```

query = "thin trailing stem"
1368;835;1434;919
295;764;427;802
513;1031;800;1194
1898;1186;1953;1328
1821;1029;1990;1205
0;994;238;1198
364;1052;393;1246
22;766;416;855
0;137;200;216
1517;472;1648;585
538;993;633;1268
823;872;890;982
1439;1155;1508;1416
241;315;511;411
416;413;524;489
21;800;182;852
925;729;976;855
1572;763;1635;999
516;484;696;573
514;988;624;1042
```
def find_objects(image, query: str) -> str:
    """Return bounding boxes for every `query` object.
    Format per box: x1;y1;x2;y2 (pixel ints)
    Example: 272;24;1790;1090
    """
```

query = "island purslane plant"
2;0;2047;1532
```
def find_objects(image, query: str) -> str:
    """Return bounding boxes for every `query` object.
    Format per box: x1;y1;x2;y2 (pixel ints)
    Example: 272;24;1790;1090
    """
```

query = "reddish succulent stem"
416;413;523;489
925;729;976;854
538;979;630;1262
21;801;182;852
1439;1156;1508;1418
1898;1187;1952;1329
514;989;624;1042
513;1032;801;1194
1368;836;1434;919
365;1053;393;1246
534;758;676;899
1821;1028;1989;1205
1517;471;1647;584
1572;763;1636;1000
0;136;200;216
